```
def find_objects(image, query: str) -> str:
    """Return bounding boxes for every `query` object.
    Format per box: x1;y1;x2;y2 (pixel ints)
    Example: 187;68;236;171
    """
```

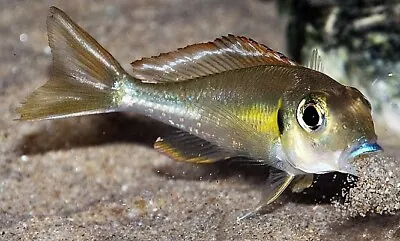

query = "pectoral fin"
237;170;294;221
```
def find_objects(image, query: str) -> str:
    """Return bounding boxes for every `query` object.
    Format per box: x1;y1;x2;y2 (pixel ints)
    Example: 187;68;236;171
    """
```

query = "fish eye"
297;98;325;132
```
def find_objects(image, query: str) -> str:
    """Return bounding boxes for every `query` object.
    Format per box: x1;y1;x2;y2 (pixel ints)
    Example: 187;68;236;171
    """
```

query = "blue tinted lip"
348;142;383;159
339;141;383;176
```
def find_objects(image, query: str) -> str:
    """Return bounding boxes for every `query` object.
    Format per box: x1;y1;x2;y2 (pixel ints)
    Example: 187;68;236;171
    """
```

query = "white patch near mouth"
288;149;343;174
277;136;346;175
271;142;342;175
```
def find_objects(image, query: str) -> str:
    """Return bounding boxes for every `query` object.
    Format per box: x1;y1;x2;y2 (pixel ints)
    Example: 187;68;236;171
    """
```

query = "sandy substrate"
1;1;399;240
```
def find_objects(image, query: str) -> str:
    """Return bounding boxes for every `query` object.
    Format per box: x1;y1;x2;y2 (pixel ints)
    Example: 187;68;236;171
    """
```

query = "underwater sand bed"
334;153;400;217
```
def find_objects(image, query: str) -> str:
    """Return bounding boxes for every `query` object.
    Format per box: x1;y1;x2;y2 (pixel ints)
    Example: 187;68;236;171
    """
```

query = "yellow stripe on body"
234;99;282;139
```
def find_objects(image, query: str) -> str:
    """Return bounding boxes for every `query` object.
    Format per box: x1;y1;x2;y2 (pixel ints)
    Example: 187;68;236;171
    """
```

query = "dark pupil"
303;105;320;129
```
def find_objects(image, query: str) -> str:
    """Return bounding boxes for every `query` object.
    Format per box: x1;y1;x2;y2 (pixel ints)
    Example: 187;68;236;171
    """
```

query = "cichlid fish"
17;7;382;219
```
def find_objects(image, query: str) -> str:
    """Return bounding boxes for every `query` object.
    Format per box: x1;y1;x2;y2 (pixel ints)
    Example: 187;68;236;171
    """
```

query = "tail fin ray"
17;6;125;120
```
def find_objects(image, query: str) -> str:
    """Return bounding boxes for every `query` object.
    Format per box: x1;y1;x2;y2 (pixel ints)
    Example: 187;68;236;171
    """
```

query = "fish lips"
338;140;383;176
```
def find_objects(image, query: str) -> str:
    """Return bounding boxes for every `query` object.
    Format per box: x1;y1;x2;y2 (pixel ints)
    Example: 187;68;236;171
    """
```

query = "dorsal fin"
131;35;298;83
308;49;324;72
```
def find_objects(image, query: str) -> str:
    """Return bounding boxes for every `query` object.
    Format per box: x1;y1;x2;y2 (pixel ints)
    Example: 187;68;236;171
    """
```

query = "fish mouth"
338;140;383;176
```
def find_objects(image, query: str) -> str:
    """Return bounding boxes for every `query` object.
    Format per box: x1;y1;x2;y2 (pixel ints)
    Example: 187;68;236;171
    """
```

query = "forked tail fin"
17;6;126;120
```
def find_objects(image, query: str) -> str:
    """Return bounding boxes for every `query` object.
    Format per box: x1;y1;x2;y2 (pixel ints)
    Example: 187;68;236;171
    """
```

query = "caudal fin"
17;6;126;120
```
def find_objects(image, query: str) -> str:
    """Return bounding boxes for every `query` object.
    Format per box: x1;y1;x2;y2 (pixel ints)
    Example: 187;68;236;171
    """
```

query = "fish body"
17;7;382;218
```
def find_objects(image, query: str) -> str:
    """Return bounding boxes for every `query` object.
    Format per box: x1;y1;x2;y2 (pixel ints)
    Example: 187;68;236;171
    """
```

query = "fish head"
279;76;382;176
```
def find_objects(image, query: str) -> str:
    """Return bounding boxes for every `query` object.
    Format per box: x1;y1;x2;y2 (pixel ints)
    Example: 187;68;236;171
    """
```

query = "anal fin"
237;170;294;221
154;130;233;163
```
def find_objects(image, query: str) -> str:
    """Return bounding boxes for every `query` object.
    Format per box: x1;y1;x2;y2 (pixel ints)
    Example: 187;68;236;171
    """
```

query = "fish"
17;6;382;219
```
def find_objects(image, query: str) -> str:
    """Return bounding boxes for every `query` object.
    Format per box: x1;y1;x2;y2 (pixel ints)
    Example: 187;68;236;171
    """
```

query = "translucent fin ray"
17;6;125;120
237;170;294;221
308;49;324;72
131;35;298;83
